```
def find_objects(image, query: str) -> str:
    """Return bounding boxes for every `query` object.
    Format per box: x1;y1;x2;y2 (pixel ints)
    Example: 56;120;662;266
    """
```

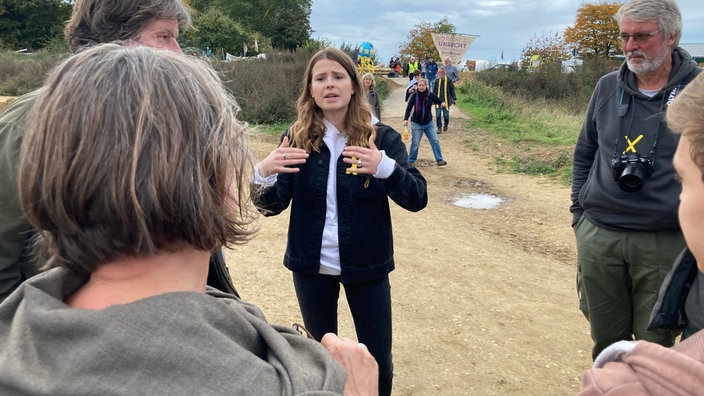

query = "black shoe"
443;125;448;132
437;128;442;135
437;160;447;166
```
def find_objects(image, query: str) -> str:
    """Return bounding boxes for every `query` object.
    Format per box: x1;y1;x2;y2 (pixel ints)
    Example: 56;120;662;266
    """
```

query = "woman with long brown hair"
254;47;428;396
403;77;447;166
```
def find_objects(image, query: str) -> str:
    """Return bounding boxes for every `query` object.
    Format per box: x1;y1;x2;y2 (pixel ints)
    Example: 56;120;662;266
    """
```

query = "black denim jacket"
254;123;427;283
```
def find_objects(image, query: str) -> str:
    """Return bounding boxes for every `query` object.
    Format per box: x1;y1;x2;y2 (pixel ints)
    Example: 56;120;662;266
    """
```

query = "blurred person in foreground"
577;68;704;396
0;0;239;303
253;47;428;396
0;43;378;395
570;0;701;360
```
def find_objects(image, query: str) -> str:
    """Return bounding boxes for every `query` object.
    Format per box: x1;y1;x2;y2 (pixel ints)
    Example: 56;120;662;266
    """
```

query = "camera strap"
613;81;683;163
617;88;629;118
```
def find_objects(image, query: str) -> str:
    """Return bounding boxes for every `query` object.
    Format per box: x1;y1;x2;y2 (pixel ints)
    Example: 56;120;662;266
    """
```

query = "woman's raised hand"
258;135;309;177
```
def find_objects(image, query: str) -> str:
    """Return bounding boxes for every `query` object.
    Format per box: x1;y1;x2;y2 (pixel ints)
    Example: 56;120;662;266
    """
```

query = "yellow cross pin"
623;135;643;154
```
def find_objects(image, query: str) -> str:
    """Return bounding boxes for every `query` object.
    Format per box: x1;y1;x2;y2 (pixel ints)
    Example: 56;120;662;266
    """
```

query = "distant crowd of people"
387;55;459;84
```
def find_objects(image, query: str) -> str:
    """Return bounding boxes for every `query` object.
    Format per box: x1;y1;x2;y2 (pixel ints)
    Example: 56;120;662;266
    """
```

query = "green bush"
214;51;312;124
458;78;510;109
0;49;312;124
1;48;391;126
215;51;393;124
375;78;390;100
0;51;67;96
456;76;583;185
477;67;586;114
475;56;621;115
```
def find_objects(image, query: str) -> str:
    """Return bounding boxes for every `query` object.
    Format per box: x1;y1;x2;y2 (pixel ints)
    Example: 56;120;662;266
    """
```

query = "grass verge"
455;78;583;185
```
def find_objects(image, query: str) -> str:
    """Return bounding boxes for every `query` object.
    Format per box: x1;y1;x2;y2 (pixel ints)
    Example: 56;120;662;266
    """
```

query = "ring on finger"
357;159;362;166
283;153;287;160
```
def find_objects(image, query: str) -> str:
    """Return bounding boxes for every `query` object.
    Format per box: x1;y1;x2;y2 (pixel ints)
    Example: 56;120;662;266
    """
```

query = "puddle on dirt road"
452;193;503;209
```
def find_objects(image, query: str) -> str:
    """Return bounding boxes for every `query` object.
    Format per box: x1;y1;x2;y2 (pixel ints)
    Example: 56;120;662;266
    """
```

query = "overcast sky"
309;0;704;65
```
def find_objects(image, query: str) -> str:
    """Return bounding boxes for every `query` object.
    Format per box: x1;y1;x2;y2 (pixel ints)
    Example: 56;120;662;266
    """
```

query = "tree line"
0;0;313;55
0;0;624;69
394;2;622;68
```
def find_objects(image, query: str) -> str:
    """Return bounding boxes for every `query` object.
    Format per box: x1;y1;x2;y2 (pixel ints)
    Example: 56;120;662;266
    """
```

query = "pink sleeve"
577;337;704;395
577;363;649;395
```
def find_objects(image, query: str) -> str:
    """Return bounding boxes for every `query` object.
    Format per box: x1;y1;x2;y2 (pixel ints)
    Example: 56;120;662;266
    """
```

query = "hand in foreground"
258;136;309;177
321;333;378;396
342;136;383;176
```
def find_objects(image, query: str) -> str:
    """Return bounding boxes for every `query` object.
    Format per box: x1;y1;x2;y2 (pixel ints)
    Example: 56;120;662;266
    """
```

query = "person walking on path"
362;72;381;120
570;0;701;361
252;47;428;396
405;56;419;80
442;57;460;84
404;70;422;102
425;57;439;93
433;68;456;133
403;78;447;166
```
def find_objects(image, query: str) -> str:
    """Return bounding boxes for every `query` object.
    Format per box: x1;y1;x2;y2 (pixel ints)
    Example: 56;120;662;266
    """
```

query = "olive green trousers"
575;216;685;360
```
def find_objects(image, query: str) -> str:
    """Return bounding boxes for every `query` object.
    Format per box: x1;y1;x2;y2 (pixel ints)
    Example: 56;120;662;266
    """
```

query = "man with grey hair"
441;56;460;84
570;0;701;360
0;0;239;301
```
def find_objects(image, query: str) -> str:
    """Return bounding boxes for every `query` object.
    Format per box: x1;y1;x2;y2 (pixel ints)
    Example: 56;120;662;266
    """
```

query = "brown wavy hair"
65;0;192;52
289;47;376;152
19;44;257;273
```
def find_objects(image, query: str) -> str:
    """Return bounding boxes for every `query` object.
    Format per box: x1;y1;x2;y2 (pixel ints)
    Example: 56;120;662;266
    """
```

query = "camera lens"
618;162;645;193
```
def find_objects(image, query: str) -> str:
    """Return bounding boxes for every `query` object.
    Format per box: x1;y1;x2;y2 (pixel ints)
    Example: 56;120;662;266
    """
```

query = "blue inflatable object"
357;41;375;58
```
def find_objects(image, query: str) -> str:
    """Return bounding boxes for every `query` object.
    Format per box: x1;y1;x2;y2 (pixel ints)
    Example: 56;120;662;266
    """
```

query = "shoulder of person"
682;64;703;85
594;70;620;96
0;89;42;125
373;123;403;145
374;122;395;135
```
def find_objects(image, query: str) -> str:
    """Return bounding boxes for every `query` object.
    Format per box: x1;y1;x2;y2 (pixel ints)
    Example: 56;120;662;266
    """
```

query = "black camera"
611;153;654;193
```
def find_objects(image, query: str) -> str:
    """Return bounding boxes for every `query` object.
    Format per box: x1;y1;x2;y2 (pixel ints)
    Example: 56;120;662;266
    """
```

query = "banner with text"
431;33;478;65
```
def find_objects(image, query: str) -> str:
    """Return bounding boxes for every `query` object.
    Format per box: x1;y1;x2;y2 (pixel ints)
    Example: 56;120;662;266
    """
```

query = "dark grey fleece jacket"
0;268;346;395
570;47;701;231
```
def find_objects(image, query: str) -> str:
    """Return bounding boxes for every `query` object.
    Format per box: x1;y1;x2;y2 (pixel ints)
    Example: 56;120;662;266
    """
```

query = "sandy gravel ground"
226;77;593;395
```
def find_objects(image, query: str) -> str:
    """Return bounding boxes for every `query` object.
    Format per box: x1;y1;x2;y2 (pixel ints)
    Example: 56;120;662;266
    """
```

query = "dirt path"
226;78;593;395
